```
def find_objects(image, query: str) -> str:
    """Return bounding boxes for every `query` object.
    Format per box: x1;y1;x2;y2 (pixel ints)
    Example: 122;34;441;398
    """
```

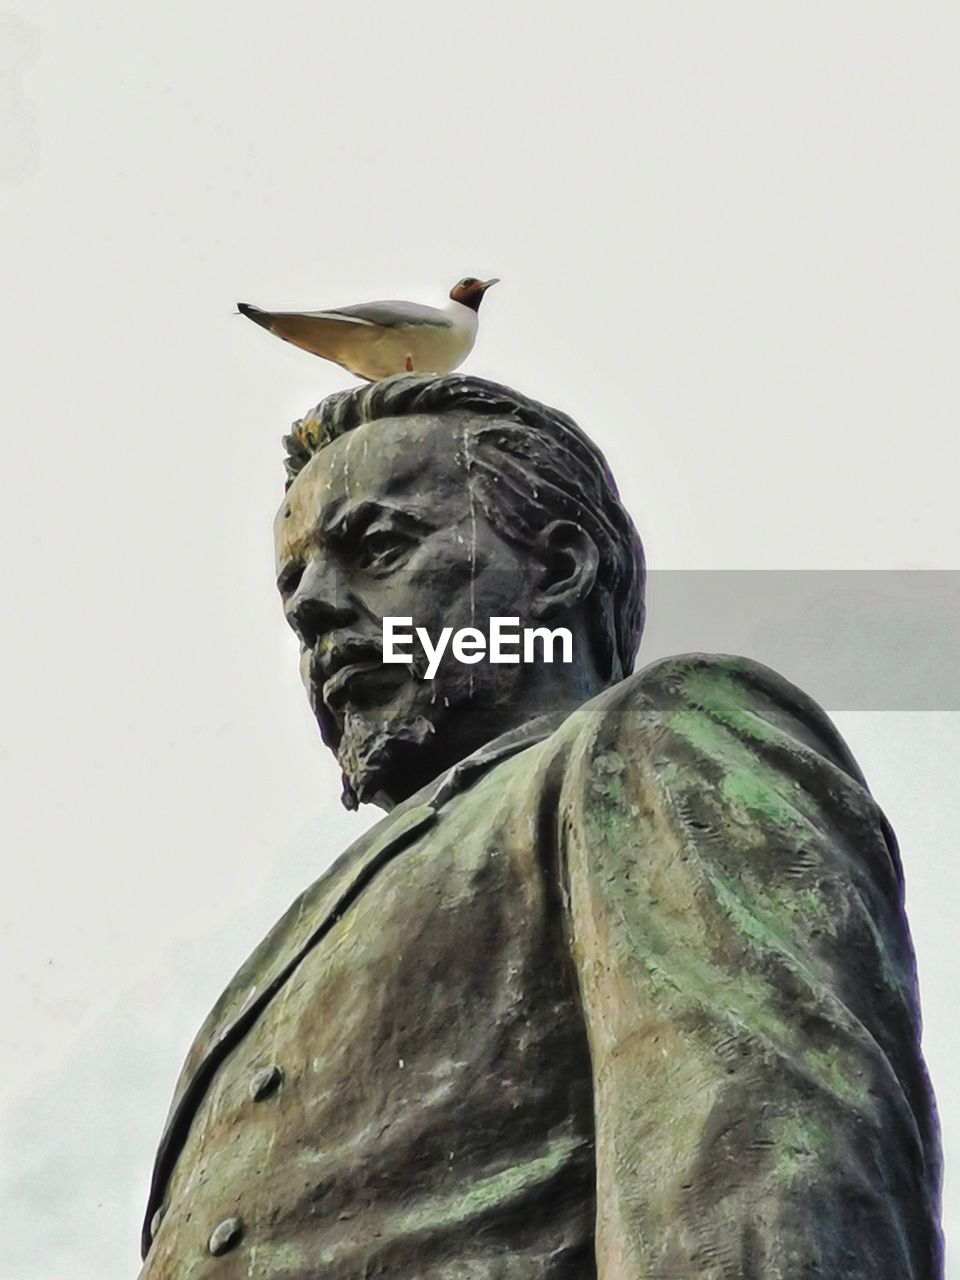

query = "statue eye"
357;528;410;571
277;561;304;598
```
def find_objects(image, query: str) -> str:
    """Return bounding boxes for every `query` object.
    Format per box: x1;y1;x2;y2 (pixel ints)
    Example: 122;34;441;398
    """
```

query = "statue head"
274;374;645;810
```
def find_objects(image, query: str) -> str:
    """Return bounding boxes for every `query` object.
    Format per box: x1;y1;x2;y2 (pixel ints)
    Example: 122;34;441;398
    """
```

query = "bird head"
449;276;500;312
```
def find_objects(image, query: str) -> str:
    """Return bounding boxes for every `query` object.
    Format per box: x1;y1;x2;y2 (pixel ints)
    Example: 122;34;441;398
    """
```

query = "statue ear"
531;520;600;620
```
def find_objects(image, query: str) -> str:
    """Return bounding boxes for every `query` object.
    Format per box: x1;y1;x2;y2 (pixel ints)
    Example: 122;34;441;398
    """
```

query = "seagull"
237;276;499;381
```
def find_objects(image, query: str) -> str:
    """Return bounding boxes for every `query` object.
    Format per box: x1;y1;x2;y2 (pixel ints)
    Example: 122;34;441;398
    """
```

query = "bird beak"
481;278;500;291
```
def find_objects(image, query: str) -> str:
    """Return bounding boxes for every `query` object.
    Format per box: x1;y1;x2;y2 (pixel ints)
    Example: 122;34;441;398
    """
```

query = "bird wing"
238;298;454;368
323;299;453;328
255;310;378;362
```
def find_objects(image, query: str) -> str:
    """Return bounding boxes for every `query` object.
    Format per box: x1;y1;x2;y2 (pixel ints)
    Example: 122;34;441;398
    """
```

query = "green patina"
392;1134;582;1235
583;790;804;1055
680;668;783;748
588;752;632;842
801;886;824;915
762;881;833;937
585;758;872;1129
591;751;627;802
664;706;734;763
582;730;863;1112
666;706;811;836
596;751;627;776
771;1111;833;1184
805;1044;871;1111
719;770;808;836
707;869;814;961
655;760;683;789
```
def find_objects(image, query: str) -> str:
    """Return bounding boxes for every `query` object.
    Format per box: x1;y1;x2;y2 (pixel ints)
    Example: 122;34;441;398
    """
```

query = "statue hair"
282;374;645;680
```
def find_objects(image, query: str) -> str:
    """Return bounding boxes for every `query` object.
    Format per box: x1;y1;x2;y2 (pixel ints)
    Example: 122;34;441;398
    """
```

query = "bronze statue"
139;375;942;1278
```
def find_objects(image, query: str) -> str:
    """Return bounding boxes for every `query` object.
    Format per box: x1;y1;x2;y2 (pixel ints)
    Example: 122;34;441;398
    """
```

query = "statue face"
274;413;544;807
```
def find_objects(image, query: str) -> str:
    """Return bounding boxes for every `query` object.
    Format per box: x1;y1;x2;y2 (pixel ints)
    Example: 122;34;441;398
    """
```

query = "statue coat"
139;654;942;1279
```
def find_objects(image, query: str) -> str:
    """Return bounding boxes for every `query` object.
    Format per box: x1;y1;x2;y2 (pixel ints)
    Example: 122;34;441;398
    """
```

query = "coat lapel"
142;715;564;1254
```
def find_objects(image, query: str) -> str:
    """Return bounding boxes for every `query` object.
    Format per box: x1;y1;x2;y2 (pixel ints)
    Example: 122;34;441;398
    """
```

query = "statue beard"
314;671;443;811
336;704;438;810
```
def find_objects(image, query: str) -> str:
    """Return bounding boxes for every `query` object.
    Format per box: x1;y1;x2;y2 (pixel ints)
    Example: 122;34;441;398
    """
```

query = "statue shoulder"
553;652;901;898
561;652;867;790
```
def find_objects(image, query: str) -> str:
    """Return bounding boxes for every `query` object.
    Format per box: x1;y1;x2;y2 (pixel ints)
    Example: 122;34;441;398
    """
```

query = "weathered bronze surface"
139;376;942;1278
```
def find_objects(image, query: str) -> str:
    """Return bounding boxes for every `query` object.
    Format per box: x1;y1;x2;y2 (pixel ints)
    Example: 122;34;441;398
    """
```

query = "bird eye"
461;277;476;288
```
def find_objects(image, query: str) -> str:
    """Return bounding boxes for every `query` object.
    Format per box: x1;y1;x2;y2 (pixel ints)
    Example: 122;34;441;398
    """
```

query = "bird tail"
237;302;273;331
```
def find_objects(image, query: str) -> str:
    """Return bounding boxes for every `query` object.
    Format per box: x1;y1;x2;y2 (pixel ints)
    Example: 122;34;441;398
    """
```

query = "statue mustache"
307;631;430;702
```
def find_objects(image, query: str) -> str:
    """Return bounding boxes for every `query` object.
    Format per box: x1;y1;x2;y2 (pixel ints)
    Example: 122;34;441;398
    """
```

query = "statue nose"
286;557;357;650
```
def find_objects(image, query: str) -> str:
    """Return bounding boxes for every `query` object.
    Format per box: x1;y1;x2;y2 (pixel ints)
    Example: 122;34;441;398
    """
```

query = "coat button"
208;1216;243;1256
250;1063;283;1101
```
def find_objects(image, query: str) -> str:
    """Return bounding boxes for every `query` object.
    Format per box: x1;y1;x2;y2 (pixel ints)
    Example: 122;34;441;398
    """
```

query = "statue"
139;375;943;1278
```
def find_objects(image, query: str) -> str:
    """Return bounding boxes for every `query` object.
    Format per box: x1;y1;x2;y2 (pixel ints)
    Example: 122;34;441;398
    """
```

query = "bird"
237;276;499;381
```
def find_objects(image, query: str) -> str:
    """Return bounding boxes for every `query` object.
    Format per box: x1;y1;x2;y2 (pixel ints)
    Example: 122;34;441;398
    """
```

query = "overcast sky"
1;3;958;1276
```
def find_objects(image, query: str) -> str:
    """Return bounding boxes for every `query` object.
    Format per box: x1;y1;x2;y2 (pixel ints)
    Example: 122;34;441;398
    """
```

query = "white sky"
1;3;957;1276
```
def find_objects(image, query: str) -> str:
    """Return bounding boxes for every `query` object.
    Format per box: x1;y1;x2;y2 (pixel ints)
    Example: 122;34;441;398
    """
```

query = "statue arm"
560;654;942;1279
